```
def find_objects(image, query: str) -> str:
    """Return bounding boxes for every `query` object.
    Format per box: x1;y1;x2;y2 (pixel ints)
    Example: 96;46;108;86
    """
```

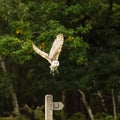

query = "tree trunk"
9;83;20;116
97;90;107;112
0;56;20;116
111;89;117;119
78;89;94;120
61;90;66;120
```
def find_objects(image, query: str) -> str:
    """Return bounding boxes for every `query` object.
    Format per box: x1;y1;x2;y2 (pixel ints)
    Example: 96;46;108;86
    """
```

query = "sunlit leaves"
12;40;33;64
76;23;92;34
64;3;82;15
67;36;89;64
0;35;32;64
0;35;21;56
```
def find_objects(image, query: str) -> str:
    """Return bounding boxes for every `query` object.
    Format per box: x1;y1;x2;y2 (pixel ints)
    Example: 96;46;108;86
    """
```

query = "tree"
0;0;33;115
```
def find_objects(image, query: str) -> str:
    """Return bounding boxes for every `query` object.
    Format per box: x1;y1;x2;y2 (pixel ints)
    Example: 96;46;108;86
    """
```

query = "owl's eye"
52;60;59;66
55;61;58;64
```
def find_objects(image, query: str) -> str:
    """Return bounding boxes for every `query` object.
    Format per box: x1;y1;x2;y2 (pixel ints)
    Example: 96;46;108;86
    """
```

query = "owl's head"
51;60;59;67
50;60;59;75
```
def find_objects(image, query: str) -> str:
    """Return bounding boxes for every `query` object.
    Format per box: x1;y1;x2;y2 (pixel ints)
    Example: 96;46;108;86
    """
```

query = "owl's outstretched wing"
49;34;64;61
32;43;51;64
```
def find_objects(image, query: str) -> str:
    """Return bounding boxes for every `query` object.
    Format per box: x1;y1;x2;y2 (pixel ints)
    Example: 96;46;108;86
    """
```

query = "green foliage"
69;36;89;64
10;20;32;39
0;35;33;64
0;35;21;56
33;107;44;120
67;112;86;120
0;117;15;120
94;112;115;120
16;115;30;120
0;116;30;120
0;0;120;119
11;40;33;64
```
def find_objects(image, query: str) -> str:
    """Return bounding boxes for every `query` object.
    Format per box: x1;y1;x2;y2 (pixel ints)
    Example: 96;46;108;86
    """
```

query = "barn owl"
32;34;64;75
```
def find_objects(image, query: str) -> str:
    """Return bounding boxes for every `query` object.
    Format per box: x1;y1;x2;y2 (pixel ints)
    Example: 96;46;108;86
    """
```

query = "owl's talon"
56;70;59;74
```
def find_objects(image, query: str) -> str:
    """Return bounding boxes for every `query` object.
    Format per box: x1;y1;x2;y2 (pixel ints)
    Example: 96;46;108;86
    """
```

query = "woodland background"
0;0;120;120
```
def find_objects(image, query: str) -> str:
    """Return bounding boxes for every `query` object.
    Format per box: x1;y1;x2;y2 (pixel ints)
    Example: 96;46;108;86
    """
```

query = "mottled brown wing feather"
32;43;51;64
49;34;64;61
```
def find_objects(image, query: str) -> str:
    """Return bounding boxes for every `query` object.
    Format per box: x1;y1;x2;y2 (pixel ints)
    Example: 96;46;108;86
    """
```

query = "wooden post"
45;94;64;120
45;95;53;120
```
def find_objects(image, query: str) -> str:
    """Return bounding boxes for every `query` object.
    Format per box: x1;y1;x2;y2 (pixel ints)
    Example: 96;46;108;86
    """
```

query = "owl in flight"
32;34;64;75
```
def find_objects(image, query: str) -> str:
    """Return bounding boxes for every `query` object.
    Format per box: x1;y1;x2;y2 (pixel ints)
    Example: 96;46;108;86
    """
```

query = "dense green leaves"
0;35;32;64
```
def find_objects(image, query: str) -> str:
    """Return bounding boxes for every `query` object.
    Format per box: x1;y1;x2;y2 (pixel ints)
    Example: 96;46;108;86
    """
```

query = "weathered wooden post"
45;95;53;120
45;94;64;120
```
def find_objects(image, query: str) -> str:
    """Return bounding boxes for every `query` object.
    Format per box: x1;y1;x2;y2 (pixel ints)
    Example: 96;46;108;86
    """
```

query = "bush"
0;115;30;120
16;115;30;120
67;112;86;120
94;112;116;120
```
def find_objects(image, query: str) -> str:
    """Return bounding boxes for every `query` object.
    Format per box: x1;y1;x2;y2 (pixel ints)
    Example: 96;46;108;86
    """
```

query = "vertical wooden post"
112;89;117;119
45;95;53;120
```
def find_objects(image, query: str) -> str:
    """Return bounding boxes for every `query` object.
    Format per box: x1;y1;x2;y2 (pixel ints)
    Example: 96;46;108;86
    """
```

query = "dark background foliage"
0;0;120;119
